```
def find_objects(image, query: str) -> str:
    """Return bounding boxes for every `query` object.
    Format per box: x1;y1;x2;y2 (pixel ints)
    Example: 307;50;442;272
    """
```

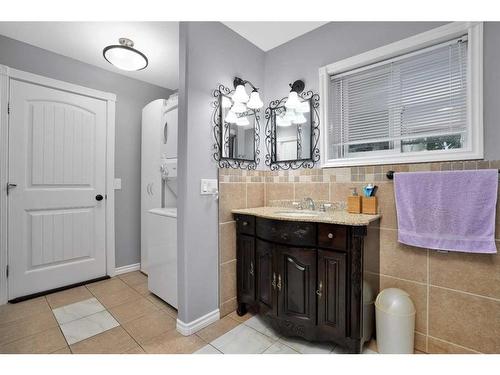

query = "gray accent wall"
177;22;265;323
0;34;173;267
264;21;500;161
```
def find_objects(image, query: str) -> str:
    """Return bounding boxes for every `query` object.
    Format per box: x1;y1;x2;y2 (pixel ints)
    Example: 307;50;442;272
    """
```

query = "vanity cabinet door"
317;249;347;338
276;246;317;328
237;234;255;304
256;239;277;315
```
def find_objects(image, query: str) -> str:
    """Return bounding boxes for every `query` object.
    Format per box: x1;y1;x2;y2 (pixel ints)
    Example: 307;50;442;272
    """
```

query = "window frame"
319;22;483;168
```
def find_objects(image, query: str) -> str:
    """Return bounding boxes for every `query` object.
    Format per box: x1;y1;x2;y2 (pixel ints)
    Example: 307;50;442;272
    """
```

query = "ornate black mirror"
212;80;262;170
265;80;320;170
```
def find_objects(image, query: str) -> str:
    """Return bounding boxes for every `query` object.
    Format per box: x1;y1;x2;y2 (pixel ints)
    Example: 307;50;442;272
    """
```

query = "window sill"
321;149;484;168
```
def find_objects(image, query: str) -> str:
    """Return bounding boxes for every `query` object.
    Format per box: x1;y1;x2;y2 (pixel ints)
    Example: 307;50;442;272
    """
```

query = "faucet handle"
292;201;302;210
320;203;333;212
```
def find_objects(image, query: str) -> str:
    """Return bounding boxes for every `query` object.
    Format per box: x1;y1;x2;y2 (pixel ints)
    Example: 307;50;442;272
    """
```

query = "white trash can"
375;288;416;354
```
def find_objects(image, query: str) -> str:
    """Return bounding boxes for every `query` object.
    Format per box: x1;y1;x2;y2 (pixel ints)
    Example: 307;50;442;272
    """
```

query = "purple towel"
394;169;498;254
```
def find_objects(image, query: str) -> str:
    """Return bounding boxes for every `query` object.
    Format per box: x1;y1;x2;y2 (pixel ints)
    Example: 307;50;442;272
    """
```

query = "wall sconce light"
284;79;305;109
232;77;263;110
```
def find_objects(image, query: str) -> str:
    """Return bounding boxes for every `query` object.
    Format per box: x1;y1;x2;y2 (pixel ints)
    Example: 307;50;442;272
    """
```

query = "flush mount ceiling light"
103;38;148;71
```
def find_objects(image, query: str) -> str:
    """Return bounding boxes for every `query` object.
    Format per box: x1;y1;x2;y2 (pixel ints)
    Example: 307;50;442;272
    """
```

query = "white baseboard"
114;263;141;276
176;309;220;336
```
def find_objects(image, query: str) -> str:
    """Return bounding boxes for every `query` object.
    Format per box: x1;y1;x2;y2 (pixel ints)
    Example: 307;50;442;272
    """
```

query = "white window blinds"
329;37;468;159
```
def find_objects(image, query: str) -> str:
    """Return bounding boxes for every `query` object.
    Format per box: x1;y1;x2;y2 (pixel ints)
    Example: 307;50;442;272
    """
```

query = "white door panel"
8;79;107;299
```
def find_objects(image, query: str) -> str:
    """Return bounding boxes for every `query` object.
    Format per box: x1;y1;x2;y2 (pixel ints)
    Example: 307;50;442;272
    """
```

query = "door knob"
95;194;104;201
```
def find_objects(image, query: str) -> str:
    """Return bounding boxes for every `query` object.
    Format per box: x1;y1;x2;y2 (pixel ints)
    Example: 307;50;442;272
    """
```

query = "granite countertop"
231;207;381;226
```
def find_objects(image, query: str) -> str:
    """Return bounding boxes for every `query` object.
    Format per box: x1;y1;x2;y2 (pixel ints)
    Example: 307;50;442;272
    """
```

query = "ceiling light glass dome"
103;38;148;71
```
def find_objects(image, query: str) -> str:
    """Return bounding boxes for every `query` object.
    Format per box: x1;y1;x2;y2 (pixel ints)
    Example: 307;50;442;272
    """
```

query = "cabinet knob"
242;221;248;226
277;274;282;292
249;261;254;276
328;233;334;239
272;272;276;290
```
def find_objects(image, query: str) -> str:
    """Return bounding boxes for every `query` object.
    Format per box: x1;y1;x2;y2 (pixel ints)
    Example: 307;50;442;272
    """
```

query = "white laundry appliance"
141;94;178;274
146;208;177;308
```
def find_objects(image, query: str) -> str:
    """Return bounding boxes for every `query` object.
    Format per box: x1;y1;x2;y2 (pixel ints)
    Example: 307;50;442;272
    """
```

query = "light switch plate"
200;178;218;195
114;178;122;190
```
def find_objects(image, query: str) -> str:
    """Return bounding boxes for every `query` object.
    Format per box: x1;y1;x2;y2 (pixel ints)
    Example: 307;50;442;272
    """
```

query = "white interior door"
8;79;107;300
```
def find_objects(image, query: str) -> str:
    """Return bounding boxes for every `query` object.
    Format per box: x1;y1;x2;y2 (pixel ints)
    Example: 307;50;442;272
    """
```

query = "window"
319;22;483;167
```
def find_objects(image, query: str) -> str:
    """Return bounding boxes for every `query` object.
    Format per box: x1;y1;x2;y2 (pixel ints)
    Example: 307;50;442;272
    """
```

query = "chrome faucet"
303;197;315;211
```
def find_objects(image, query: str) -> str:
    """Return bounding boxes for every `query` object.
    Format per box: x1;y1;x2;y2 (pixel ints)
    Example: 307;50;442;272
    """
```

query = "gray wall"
0;34;173;267
264;21;500;161
177;22;265;323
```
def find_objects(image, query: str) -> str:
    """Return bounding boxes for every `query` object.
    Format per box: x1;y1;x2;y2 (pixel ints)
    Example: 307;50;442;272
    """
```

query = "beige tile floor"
0;271;384;354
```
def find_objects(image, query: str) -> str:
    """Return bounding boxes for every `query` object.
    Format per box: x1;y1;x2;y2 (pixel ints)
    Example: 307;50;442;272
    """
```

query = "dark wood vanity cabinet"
234;214;380;354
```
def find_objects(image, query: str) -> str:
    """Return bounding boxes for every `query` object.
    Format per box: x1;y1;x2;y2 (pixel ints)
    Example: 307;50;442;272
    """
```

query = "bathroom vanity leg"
236;302;247;316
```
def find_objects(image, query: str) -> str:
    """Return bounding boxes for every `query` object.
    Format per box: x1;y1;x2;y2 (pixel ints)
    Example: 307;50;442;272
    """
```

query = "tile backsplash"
218;160;500;354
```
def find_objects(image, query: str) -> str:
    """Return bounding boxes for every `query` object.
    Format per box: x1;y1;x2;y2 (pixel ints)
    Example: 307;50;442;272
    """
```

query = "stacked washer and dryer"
141;94;178;308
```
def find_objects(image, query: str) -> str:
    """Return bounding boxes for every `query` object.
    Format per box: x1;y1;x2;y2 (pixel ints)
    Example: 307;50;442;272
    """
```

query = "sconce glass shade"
247;90;263;109
277;116;292;127
283;108;297;122
235;116;250;126
293;112;307;124
231;101;247;114
221;96;233;108
225;110;238;123
295;101;310;113
232;84;249;103
285;91;301;109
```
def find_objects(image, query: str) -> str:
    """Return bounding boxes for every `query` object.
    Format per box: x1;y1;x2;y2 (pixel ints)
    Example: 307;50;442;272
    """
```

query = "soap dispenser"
347;187;362;214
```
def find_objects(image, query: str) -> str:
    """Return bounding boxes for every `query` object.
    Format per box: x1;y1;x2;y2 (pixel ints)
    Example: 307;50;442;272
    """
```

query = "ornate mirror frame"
265;90;320;170
212;84;261;170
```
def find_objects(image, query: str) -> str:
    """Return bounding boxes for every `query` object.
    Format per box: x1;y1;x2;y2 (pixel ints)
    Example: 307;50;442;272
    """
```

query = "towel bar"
386;169;500;180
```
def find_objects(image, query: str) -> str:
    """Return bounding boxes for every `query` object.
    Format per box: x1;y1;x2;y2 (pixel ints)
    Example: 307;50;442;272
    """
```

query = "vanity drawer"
318;224;348;251
256;218;316;247
235;215;255;235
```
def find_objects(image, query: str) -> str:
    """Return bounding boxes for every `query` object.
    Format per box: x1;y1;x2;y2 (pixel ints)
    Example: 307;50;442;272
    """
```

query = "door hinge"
6;265;9;278
7;102;10;115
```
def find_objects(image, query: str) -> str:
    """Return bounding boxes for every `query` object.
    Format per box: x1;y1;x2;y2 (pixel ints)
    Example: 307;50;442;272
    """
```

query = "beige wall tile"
219;222;236;264
294;183;330;201
219;183;247;223
427;336;480;354
247;183;265;208
380;275;428;333
220;297;237;318
122;309;176;345
71;326;139;354
46;286;93;309
375;182;397;229
414;331;427;353
220;260;237;303
429;286;500;353
141;329;205;354
0;327;67;354
196;315;240;342
380;229;428;283
430;248;500;299
265;183;294;205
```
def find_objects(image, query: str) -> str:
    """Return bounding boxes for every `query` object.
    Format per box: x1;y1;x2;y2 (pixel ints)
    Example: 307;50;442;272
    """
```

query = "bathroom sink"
274;210;321;217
